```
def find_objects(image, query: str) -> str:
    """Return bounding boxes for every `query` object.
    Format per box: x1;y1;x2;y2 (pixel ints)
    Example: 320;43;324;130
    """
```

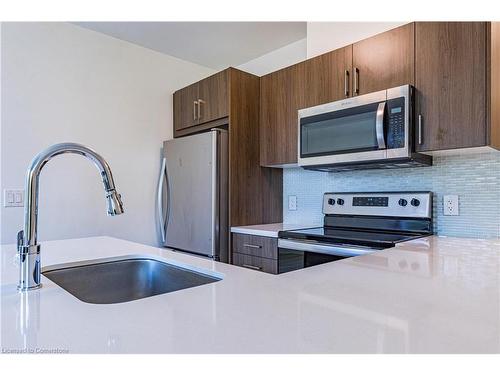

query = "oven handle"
278;239;377;257
375;101;386;149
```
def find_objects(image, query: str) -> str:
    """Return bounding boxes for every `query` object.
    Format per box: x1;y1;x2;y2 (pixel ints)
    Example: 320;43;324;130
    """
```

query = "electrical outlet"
3;189;24;207
443;195;459;216
288;195;297;211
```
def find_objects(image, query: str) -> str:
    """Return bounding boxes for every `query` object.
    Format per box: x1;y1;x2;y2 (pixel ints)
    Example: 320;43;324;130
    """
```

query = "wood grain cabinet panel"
260;66;295;166
232;233;277;259
260;46;353;167
173;70;229;135
173;83;199;131
302;45;353;108
415;22;487;151
489;22;500;149
228;69;283;227
198;70;229;124
352;23;415;95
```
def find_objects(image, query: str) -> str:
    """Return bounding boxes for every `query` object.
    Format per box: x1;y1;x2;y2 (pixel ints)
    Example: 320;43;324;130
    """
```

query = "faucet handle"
17;230;24;250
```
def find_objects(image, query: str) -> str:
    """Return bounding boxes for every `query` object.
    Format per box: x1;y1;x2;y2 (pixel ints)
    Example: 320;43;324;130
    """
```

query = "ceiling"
74;22;307;69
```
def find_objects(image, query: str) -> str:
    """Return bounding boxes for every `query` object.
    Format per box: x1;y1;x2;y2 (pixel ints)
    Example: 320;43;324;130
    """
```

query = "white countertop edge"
231;227;279;238
231;223;319;238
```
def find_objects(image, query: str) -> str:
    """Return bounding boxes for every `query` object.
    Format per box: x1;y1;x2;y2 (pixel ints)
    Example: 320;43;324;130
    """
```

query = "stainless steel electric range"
277;191;433;274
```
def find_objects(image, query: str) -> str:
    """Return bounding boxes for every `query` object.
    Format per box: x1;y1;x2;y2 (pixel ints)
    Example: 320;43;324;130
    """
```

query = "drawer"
232;233;278;259
232;253;278;274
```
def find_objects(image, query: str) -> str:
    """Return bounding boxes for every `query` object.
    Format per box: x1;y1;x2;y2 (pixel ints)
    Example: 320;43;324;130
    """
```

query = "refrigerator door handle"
157;157;168;244
211;131;219;257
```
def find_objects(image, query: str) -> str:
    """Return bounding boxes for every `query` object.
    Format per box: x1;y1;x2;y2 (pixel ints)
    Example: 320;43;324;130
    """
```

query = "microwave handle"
375;102;386;149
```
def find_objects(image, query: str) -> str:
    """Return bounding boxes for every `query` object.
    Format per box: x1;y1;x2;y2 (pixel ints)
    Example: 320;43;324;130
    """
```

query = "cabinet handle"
242;264;262;271
344;70;350;97
193;100;198;121
243;244;262;249
354;67;359;95
418;114;423;145
198;99;204;120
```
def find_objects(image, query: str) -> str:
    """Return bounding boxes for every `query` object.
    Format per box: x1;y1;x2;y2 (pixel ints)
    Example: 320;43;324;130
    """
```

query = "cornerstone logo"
2;347;69;354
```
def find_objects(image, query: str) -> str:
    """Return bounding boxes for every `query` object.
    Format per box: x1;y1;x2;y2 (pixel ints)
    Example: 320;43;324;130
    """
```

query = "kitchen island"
1;235;500;353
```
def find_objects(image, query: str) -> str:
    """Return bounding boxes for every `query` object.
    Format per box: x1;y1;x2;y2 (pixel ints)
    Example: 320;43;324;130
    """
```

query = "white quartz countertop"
2;235;500;354
231;223;317;237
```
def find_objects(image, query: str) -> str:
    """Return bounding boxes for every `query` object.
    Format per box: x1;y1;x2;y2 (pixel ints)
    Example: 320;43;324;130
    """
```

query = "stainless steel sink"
42;256;221;304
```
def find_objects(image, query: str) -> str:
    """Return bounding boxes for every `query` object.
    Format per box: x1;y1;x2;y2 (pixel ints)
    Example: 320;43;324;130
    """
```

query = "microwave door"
298;101;388;167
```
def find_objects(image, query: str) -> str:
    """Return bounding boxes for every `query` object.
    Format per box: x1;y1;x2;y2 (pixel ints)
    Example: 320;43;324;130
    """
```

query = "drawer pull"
243;244;262;249
242;264;262;271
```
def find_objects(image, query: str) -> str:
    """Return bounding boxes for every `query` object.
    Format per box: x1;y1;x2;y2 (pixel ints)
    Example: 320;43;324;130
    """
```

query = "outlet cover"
3;189;24;207
288;195;297;211
443;195;459;216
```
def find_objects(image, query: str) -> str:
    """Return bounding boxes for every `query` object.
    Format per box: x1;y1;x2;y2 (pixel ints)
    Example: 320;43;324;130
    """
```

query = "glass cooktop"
279;226;424;247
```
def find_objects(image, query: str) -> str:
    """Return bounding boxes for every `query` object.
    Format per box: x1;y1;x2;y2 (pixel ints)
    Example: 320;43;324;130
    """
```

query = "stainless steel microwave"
298;85;432;172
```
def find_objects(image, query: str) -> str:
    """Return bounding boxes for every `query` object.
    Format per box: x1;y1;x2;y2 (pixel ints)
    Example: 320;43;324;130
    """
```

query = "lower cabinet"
232;233;278;274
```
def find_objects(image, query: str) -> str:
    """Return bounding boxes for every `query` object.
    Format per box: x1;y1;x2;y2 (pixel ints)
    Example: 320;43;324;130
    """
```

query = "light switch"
6;191;14;204
14;192;22;204
288;195;297;211
3;189;24;207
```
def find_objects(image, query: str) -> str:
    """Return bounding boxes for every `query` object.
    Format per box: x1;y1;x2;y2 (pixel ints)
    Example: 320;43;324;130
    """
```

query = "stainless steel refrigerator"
157;129;228;262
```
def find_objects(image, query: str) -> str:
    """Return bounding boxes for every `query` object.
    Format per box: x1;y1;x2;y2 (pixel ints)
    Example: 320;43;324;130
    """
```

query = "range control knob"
328;198;336;205
411;198;420;207
337;198;345;206
398;198;408;207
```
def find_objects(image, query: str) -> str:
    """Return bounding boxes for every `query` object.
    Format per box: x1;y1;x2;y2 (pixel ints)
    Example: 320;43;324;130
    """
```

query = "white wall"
237;38;307;76
307;22;406;58
0;22;215;245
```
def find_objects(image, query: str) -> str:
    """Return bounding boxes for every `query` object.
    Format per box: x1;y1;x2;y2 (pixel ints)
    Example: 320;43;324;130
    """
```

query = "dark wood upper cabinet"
173;70;229;135
352;23;414;95
173;82;199;131
259;25;414;167
260;66;296;166
260;46;353;167
415;22;487;151
198;69;229;124
176;23;500;172
302;45;353;107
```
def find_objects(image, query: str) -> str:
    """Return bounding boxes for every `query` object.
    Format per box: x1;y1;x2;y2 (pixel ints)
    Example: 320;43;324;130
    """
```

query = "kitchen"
1;2;500;372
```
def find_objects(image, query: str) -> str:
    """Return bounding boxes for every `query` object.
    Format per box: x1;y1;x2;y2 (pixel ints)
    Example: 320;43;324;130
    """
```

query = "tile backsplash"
283;150;500;238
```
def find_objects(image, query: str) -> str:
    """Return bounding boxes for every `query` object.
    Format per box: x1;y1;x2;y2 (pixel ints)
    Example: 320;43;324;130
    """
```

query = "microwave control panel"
386;97;406;149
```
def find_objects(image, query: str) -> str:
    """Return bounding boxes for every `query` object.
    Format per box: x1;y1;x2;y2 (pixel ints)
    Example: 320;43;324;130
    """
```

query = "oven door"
298;89;388;167
277;239;379;274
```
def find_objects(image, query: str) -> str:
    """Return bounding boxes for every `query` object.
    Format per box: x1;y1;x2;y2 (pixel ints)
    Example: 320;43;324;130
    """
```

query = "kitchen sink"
42;256;221;304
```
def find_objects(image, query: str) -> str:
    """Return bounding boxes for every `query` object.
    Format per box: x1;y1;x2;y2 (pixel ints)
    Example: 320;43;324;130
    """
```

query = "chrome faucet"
17;143;124;291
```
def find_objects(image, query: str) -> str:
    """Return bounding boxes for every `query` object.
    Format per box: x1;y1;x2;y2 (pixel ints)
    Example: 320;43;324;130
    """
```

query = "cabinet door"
260;48;353;167
302;45;353;108
197;70;229;124
415;22;486;151
173;83;199;131
352;23;414;95
260;66;296;166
